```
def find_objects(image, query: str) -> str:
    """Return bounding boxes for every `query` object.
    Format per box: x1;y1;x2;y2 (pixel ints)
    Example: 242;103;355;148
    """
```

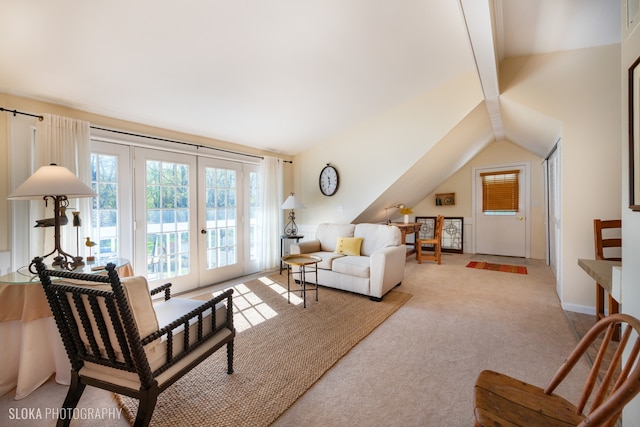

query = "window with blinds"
481;170;519;214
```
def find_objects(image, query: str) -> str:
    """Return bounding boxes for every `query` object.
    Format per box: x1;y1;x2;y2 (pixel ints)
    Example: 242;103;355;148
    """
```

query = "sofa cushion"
334;237;363;256
121;276;159;339
315;223;356;252
332;256;370;279
354;223;402;256
307;251;345;270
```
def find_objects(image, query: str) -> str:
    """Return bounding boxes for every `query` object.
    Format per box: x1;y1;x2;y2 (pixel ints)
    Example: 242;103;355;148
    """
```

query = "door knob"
517;216;524;220
201;229;207;234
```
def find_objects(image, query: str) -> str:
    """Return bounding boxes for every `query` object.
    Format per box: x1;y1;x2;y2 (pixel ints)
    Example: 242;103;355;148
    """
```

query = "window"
90;141;133;263
481;170;519;215
91;153;120;258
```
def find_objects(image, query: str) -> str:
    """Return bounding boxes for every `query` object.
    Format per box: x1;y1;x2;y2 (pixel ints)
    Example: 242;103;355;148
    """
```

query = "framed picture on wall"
415;216;463;253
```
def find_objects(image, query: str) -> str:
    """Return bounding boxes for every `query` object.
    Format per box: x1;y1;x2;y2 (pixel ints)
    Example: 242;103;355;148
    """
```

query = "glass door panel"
198;158;243;284
134;148;197;292
90;141;133;262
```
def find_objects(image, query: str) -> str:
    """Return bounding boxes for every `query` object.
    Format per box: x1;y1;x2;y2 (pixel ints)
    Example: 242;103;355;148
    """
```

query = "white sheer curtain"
259;156;283;271
31;114;92;262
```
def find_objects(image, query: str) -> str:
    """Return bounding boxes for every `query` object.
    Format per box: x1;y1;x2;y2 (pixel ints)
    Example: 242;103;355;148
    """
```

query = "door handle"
517;216;524;220
201;229;207;234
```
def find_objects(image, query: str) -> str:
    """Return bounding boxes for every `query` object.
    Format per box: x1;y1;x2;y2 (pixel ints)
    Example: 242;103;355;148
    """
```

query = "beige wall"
500;44;621;311
0;93;292;254
411;139;545;259
293;70;484;227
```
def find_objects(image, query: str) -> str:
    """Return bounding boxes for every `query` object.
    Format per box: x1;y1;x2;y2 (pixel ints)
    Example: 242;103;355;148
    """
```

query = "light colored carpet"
274;254;590;426
0;253;590;427
115;274;411;427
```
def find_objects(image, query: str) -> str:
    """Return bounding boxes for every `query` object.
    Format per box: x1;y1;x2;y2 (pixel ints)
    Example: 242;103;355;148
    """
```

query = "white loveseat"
290;223;406;301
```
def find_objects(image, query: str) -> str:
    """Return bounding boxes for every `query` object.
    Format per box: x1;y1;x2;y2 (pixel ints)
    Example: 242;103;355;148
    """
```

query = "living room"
2;1;640;425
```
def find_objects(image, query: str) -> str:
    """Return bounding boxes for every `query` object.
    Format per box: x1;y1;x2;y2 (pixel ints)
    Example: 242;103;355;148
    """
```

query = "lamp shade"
8;164;97;200
281;193;305;209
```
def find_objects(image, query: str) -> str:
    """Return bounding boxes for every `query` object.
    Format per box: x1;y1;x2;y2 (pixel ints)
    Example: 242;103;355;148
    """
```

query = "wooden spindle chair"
473;313;640;426
34;257;235;427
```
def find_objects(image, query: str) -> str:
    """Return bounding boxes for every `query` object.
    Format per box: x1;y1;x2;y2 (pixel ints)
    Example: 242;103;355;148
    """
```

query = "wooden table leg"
609;295;620;341
596;283;605;321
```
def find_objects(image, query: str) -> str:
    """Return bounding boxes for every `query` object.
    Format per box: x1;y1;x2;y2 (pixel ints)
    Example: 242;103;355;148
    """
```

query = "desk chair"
474;313;640;427
416;215;444;264
594;219;621;339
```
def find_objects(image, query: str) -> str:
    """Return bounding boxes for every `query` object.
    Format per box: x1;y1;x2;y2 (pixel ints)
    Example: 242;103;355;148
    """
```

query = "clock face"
319;165;339;196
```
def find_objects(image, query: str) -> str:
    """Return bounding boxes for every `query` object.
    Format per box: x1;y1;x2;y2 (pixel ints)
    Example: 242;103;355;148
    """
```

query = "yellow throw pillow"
334;237;363;256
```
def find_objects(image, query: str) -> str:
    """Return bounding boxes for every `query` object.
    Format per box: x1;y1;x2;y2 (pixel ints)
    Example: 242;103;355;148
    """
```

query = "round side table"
281;254;321;308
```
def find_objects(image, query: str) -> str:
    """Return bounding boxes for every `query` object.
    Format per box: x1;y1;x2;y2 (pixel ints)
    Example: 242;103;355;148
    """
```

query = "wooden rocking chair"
34;257;235;427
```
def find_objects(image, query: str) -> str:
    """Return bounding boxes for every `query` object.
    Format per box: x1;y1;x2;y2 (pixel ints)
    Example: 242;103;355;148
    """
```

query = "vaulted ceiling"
0;1;620;158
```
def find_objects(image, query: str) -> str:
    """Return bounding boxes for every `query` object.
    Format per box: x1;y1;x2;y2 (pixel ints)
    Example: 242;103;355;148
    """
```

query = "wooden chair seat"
474;370;585;426
473;313;640;427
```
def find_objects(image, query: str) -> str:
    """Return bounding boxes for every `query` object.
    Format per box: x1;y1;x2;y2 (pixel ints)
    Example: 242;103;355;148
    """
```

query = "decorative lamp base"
71;256;85;269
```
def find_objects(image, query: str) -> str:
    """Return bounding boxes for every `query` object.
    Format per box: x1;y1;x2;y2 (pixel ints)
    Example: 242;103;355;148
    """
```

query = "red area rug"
466;261;527;274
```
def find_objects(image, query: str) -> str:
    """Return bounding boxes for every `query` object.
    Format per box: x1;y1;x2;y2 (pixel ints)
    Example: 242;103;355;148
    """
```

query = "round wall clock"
319;164;339;196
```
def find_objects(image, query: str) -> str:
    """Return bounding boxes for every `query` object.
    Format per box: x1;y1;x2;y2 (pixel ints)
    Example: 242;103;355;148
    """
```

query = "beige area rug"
115;274;411;427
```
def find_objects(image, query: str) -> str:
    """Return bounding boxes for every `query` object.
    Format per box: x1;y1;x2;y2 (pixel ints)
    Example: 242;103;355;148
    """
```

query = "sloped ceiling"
0;1;621;220
0;1;619;158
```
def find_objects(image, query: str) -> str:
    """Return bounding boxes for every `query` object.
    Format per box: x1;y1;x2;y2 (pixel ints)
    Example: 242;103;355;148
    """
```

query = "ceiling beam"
459;0;504;140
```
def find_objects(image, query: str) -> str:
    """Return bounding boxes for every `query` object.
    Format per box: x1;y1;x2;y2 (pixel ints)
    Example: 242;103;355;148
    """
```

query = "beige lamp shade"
8;164;96;199
281;194;306;209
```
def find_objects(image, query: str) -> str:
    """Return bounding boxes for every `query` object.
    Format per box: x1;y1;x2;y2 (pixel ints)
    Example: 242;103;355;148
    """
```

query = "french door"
197;157;244;285
133;148;257;292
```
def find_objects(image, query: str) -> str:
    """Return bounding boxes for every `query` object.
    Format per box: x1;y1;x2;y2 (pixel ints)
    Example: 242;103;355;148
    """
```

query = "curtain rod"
1;107;293;163
0;107;44;121
91;126;293;163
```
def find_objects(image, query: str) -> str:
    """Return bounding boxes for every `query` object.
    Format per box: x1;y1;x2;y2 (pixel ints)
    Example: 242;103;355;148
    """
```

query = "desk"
0;259;132;399
578;258;622;339
391;223;422;257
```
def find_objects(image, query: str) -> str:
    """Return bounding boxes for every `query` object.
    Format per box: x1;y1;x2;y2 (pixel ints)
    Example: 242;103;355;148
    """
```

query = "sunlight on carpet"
466;261;527;274
114;274;411;427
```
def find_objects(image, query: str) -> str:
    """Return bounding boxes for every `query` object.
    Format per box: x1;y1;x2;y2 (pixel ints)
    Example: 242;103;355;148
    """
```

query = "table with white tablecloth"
0;260;133;399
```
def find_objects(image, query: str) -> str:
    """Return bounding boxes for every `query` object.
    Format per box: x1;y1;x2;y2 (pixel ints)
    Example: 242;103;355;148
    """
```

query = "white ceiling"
0;0;621;156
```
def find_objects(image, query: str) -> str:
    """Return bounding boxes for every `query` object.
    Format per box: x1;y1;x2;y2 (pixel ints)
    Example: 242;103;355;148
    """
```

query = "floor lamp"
8;163;97;270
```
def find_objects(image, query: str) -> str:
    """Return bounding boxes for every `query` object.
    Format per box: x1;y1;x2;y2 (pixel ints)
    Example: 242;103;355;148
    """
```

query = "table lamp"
281;193;305;236
385;203;405;224
8;163;97;269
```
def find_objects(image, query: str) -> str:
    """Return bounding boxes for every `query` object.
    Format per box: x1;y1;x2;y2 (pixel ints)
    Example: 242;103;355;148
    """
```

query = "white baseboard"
561;303;595;316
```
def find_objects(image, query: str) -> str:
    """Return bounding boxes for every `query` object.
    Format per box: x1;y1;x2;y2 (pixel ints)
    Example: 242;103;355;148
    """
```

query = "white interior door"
474;164;528;257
